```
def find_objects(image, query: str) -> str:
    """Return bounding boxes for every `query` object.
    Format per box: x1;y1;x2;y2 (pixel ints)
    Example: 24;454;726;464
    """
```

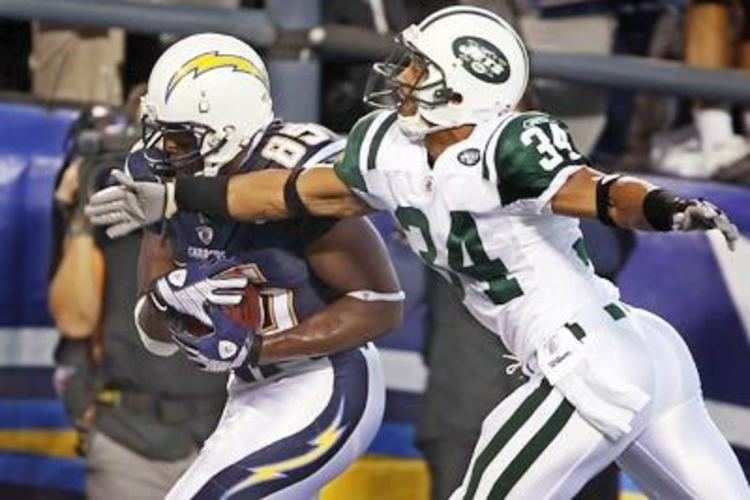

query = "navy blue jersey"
128;121;346;382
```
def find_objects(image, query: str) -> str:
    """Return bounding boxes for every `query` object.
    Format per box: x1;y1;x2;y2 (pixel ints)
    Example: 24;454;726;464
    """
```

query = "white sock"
694;107;734;151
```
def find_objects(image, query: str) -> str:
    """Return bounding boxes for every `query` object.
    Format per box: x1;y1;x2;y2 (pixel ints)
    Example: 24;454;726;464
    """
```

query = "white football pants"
167;344;385;500
451;304;749;499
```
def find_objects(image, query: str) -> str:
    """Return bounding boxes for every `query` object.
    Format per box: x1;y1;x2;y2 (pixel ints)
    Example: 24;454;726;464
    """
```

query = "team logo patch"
452;36;510;84
168;269;187;287
218;340;238;360
165;51;268;103
458;148;481;166
196;225;214;245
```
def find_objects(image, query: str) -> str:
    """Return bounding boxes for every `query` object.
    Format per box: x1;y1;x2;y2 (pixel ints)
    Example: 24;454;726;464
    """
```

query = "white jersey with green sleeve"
334;110;619;360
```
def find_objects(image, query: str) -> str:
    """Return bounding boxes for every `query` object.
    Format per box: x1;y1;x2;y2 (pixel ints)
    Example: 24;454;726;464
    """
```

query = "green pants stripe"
488;398;575;498
464;380;553;499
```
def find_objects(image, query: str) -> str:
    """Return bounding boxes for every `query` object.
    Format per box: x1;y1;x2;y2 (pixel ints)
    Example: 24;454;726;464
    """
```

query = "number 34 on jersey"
334;110;590;313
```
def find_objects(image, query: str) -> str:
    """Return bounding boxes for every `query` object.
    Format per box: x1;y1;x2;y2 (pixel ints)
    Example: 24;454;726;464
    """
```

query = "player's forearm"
552;168;662;231
257;296;402;364
49;232;104;338
137;230;175;294
174;167;371;222
226;169;290;221
135;295;173;341
134;294;179;356
134;231;179;349
607;176;656;230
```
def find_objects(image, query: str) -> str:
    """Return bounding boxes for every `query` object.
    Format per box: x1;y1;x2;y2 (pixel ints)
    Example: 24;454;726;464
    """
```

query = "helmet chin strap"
398;102;516;142
397;111;455;142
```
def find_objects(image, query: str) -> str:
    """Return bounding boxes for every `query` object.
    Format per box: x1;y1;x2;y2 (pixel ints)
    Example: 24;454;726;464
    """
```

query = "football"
171;266;263;337
175;284;262;336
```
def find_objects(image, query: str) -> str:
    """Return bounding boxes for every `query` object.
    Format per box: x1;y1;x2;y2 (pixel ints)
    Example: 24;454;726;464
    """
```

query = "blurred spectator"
29;0;240;105
652;0;750;179
30;24;124;105
515;1;618;157
592;2;680;172
48;89;227;500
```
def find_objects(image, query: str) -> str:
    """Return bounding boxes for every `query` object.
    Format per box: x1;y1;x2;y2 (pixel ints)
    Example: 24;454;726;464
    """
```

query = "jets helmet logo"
165;51;268;102
458;148;481;166
452;36;510;84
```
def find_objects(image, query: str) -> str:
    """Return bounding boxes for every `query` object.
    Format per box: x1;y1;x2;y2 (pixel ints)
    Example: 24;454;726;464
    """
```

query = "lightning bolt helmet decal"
165;51;268;103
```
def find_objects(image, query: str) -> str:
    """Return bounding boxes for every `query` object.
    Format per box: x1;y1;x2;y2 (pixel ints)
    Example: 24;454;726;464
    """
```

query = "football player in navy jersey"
111;34;403;499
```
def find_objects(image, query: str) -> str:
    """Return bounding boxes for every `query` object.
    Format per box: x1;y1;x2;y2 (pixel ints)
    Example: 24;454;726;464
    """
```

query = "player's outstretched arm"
550;167;739;250
256;216;403;364
85;165;372;237
225;166;372;221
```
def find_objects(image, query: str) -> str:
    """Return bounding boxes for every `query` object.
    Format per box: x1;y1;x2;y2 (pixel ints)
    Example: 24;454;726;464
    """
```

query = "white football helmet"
364;6;529;140
142;33;274;176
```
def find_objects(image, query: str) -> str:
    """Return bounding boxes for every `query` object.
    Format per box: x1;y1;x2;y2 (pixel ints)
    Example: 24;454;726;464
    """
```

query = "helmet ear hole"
450;92;463;104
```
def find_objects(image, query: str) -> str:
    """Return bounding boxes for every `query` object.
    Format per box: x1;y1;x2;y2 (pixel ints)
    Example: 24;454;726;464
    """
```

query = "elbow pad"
134;295;178;357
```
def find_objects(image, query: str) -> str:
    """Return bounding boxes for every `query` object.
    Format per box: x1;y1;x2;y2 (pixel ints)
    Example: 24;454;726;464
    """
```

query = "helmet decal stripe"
165;51;267;102
419;7;507;30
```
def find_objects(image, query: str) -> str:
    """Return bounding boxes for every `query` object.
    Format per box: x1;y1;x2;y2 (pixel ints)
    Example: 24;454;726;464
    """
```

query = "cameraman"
48;98;227;500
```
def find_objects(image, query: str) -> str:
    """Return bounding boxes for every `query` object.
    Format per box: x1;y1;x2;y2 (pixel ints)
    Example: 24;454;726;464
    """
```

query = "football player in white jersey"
87;6;749;499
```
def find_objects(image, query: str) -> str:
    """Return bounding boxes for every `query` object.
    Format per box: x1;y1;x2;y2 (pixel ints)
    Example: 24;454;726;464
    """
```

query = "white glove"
152;265;248;327
85;170;176;238
673;199;739;251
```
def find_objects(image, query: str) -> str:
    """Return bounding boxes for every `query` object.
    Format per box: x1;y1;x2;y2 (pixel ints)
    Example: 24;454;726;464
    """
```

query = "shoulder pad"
334;110;397;192
490;111;586;206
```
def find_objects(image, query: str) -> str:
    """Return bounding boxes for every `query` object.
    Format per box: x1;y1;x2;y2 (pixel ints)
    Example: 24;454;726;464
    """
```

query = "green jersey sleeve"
494;112;588;211
333;110;398;209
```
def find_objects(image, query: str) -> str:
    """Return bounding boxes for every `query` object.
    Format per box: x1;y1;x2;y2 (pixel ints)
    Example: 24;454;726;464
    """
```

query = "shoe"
652;132;750;179
703;135;750;176
651;135;706;178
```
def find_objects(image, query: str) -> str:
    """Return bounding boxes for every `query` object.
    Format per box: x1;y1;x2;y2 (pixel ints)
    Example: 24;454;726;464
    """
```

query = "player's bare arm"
551;166;739;248
552;167;655;229
224;165;370;221
257;216;403;364
134;230;178;348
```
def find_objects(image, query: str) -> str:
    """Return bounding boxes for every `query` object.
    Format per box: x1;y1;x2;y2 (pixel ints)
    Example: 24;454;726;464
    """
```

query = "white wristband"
346;290;405;302
134;295;178;357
